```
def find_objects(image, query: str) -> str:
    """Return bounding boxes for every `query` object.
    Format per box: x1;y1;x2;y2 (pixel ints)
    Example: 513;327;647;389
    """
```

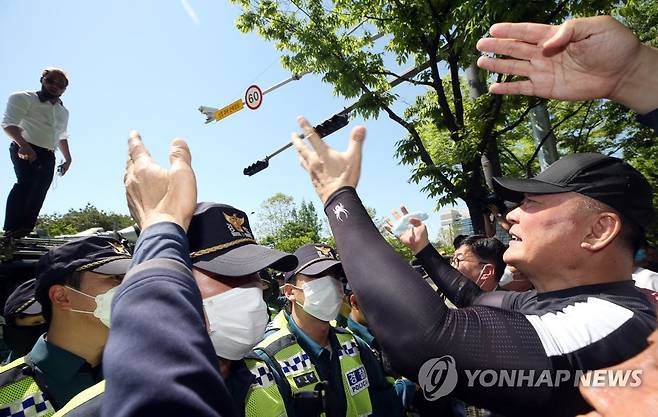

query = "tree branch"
524;101;590;175
501;145;526;170
477;74;510;155
369;70;434;87
494;99;543;137
444;32;464;128
546;0;570;22
575;101;594;150
478;95;504;156
288;0;312;20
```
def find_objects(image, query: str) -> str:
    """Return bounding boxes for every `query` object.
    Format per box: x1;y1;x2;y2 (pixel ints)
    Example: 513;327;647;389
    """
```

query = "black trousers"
4;142;55;235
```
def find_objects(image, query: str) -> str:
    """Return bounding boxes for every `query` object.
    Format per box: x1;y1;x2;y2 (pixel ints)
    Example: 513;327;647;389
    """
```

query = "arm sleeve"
415;244;515;308
58;108;69;141
324;188;555;412
102;222;237;417
2;92;29;129
636;108;658;135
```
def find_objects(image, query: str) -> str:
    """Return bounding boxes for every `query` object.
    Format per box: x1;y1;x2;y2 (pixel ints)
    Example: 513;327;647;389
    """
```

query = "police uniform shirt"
346;316;376;348
29;335;102;409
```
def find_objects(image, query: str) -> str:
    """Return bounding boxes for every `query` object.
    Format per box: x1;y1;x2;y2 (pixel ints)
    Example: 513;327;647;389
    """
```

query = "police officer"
50;203;298;417
2;279;48;364
0;236;130;415
186;202;298;416
251;243;404;417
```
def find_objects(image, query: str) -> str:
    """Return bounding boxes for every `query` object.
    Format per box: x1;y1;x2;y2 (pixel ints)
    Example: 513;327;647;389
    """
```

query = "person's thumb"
169;138;192;168
409;218;423;227
542;20;575;50
346;126;366;184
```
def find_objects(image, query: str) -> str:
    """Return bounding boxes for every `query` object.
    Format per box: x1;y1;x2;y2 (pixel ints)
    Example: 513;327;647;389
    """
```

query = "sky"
0;0;466;240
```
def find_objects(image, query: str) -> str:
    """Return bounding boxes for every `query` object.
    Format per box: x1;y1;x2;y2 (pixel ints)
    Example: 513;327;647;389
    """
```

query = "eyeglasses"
45;77;68;89
450;256;486;268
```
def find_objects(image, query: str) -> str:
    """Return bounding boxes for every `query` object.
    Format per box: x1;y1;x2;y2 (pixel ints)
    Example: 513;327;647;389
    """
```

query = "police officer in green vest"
187;202;298;416
49;202;298;417
0;236;130;416
252;243;404;417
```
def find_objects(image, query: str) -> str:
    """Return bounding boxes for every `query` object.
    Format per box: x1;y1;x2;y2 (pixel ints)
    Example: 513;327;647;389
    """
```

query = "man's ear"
581;212;622;252
349;293;358;310
481;263;494;280
479;264;497;291
49;285;72;310
283;283;296;302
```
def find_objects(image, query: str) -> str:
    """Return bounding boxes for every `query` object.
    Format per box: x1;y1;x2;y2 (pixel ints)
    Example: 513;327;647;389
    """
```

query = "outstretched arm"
103;132;236;417
476;15;658;115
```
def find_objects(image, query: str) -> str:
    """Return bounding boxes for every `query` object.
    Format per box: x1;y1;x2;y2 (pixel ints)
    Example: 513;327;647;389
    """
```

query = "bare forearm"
611;44;658;115
58;139;72;161
3;126;29;147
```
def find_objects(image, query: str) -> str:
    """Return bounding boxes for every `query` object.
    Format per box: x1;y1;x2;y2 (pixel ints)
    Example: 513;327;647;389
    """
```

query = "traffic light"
313;113;349;138
243;159;269;176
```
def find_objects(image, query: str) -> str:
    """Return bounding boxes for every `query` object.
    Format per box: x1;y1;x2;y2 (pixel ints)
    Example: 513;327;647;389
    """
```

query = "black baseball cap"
34;236;132;314
493;153;655;230
284;243;343;282
188;202;297;277
4;279;42;325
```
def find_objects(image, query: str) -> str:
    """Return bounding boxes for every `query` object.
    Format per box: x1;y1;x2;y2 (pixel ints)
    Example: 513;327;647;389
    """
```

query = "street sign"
213;99;244;121
245;85;263;110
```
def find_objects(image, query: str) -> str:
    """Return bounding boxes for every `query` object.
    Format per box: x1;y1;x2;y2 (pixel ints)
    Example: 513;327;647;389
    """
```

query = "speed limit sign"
244;85;263;110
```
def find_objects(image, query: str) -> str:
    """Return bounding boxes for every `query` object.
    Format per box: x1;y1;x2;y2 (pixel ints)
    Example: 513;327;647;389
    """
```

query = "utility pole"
529;103;559;169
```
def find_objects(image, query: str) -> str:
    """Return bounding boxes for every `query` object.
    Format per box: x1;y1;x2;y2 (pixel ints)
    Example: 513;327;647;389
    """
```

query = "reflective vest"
242;356;288;417
52;381;103;417
246;311;373;417
0;357;54;417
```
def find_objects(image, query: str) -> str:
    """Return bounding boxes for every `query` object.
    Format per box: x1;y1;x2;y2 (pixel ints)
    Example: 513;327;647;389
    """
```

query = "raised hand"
476;15;658;114
124;131;197;231
292;116;366;203
384;206;430;255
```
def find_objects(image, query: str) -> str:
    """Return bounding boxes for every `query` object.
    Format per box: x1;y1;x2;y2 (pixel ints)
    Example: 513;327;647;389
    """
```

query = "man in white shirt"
2;67;72;238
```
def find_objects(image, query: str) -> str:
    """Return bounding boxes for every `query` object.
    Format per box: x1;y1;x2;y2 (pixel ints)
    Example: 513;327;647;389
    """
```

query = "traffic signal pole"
243;60;431;176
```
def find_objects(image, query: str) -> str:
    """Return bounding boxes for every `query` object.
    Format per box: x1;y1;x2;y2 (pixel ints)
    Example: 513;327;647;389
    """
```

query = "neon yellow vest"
242;357;288;417
52;381;104;416
248;311;373;417
0;357;54;416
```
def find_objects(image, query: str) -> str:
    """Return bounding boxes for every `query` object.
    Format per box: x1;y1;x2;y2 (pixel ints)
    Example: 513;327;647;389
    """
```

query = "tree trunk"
462;158;488;235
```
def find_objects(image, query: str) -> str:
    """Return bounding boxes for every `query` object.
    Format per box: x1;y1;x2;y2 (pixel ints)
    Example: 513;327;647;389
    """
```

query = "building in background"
439;208;510;245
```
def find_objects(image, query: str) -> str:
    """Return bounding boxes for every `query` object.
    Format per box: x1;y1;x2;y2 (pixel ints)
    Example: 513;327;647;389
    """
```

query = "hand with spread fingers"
124;131;197;231
384;206;430;255
476;15;658;114
292;116;366;203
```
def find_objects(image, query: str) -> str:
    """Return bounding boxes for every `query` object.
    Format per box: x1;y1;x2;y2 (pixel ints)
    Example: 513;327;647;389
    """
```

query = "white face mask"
293;276;344;322
474;265;488;288
67;286;118;328
203;282;269;361
499;267;514;287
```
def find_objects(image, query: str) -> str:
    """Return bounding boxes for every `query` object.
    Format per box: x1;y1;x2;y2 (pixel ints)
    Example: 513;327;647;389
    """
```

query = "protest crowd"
0;14;657;417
